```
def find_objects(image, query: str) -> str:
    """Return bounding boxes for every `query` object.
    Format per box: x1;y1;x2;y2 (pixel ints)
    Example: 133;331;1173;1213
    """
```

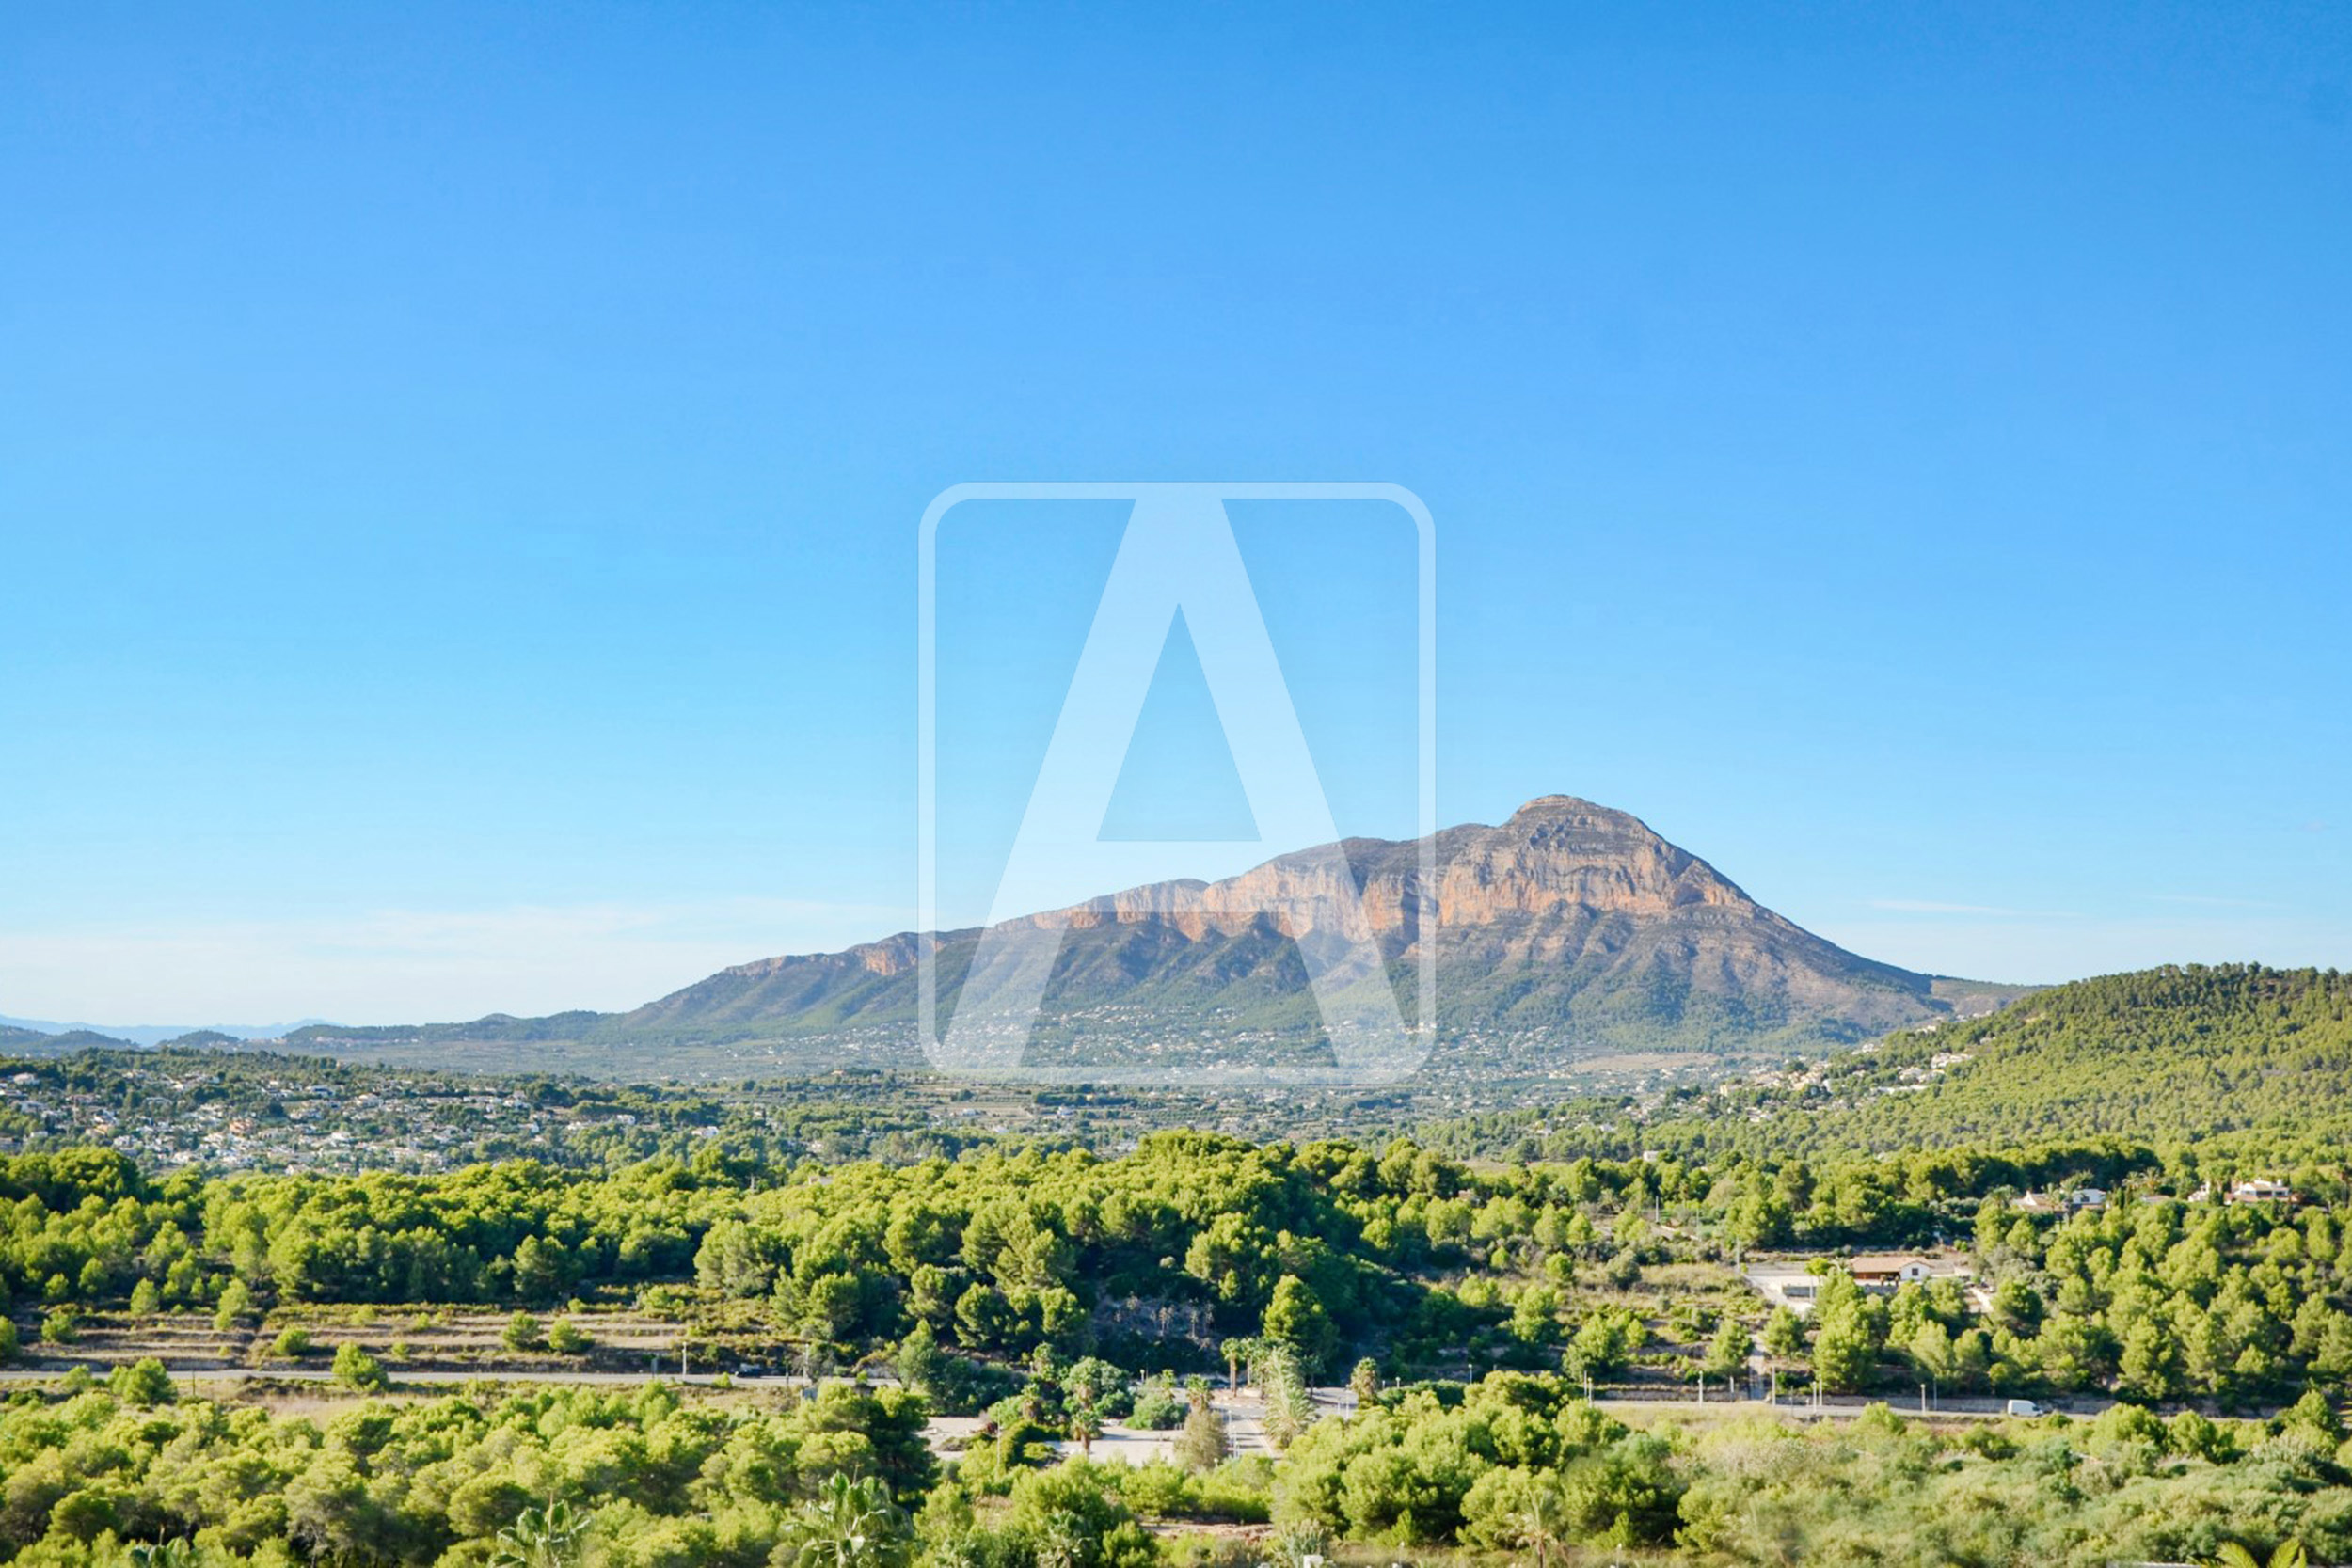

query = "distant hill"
158;1030;244;1049
280;795;2028;1083
0;1015;321;1047
0;1027;139;1054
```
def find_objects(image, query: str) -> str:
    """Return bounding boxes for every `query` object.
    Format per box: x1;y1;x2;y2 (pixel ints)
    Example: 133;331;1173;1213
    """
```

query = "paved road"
0;1364;759;1388
0;1363;2111;1429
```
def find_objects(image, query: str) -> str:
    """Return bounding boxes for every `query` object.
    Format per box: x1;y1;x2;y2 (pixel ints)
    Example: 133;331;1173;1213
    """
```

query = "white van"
2005;1399;2043;1418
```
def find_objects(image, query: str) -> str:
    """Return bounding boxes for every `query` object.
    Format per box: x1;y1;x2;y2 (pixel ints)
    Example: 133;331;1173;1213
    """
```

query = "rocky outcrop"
602;794;1979;1064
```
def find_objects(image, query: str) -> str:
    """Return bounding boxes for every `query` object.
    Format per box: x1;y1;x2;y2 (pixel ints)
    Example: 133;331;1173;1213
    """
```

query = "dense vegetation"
1435;966;2352;1164
3;1112;2350;1409
1;965;2349;1564
0;1364;2347;1567
0;1378;936;1568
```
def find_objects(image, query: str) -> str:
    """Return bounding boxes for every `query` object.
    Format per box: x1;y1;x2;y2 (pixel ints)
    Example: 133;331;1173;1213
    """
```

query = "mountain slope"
289;795;2017;1079
629;796;1970;1057
1629;963;2352;1159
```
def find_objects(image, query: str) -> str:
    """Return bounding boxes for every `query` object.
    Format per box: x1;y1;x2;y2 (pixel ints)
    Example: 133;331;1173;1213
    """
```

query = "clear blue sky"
4;2;2348;1024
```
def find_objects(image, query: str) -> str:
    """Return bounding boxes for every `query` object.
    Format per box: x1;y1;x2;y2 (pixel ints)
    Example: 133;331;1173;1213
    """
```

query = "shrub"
1175;1395;1231;1474
214;1278;254;1331
545;1317;592;1354
1129;1376;1187;1431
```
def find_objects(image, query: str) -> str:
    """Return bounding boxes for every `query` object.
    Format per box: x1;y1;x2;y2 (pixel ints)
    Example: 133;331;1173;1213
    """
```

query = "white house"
1849;1254;1934;1289
2015;1186;2107;1213
2229;1178;2294;1204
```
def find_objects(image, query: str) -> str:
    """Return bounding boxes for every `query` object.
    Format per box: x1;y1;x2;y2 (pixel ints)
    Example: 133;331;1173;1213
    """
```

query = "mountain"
282;795;2026;1082
0;1015;325;1048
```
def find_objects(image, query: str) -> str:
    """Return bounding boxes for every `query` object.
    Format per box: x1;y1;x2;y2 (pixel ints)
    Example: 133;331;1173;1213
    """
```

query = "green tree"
545;1317;592;1354
333;1341;389;1391
1562;1307;1645;1383
510;1235;568;1304
1810;1275;1885;1394
694;1219;774;1297
1263;1275;1337;1375
1174;1387;1230;1473
109;1356;175;1406
999;1463;1156;1568
1700;1317;1751;1379
894;1320;943;1399
214;1276;254;1332
954;1283;1016;1351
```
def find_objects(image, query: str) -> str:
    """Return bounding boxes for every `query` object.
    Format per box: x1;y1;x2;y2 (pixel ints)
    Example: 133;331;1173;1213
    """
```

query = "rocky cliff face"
1434;795;1750;922
602;794;1978;1069
1038;796;1749;942
719;932;932;981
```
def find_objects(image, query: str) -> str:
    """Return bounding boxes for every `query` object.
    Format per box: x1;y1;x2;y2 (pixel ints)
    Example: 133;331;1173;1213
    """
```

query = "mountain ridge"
276;795;2029;1080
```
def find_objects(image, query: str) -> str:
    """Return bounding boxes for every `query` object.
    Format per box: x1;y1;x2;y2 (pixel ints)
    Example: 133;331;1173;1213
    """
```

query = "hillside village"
0;1060;676;1173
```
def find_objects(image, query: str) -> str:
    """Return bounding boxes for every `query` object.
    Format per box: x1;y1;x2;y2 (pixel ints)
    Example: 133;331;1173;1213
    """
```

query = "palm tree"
1068;1398;1104;1459
777;1473;911;1568
127;1543;196;1568
2213;1540;2308;1568
1266;1521;1332;1568
490;1500;588;1568
1033;1509;1088;1568
1515;1480;1572;1568
1256;1345;1317;1452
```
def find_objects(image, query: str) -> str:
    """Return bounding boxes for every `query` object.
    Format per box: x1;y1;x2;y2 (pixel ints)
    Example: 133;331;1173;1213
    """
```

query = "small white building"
1741;1263;1824;1317
2014;1186;2107;1213
1849;1254;1934;1289
1742;1252;1972;1315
